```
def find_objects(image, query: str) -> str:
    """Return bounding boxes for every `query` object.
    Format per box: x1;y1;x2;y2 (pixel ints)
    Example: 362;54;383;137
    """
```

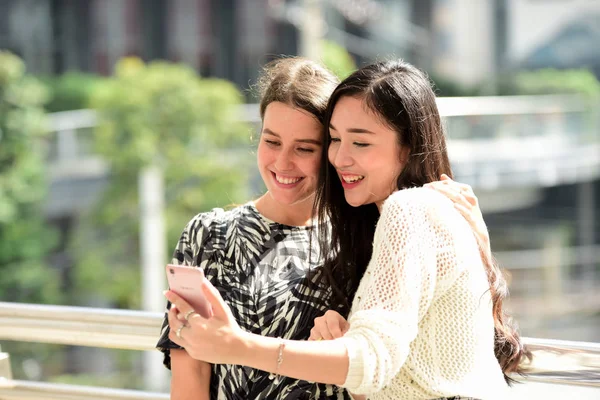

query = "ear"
399;145;411;165
396;145;411;180
393;145;412;190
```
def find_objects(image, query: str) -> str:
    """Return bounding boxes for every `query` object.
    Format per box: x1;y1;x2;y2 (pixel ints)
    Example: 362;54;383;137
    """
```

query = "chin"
344;195;366;208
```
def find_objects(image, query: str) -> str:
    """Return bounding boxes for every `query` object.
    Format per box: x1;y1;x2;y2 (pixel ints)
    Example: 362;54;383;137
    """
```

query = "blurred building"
2;0;599;86
425;0;600;86
508;0;600;74
0;0;417;88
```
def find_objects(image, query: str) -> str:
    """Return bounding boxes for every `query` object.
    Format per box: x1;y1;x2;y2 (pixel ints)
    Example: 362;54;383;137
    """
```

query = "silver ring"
175;324;186;339
184;309;197;321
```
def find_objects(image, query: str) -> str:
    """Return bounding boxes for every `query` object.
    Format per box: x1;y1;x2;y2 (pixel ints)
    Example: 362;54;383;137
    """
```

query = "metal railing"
0;380;168;400
0;303;168;399
0;301;599;399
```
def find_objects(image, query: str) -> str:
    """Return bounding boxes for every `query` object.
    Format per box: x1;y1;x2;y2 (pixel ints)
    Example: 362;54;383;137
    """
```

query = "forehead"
263;102;322;138
330;96;401;146
330;96;379;127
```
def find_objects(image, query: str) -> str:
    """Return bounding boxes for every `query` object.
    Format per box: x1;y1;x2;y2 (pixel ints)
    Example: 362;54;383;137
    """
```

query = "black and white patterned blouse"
156;203;351;400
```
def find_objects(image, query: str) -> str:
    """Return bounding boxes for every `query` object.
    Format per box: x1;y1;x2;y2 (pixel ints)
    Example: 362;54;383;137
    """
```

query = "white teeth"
275;175;302;185
342;175;364;183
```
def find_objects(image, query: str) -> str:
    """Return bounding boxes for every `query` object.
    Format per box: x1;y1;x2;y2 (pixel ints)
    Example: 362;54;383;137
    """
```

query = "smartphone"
166;264;213;319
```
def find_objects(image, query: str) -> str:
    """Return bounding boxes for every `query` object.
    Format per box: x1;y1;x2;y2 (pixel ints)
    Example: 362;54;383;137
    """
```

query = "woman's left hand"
309;310;349;341
425;174;491;256
165;280;245;365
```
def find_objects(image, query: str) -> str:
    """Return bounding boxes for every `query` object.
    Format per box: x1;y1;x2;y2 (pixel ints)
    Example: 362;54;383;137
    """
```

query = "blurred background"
0;0;598;397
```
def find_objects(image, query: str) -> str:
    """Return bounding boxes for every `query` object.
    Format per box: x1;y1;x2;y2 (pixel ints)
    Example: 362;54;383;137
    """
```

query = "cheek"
364;150;393;176
376;148;404;185
301;154;322;180
256;143;272;168
391;145;407;176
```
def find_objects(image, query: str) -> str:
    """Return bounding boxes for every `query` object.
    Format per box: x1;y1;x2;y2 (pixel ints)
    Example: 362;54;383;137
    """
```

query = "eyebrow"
262;128;322;145
329;123;375;135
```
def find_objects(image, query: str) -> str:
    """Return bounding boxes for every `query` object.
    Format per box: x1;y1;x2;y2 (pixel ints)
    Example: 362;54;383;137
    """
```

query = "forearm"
239;332;349;386
171;349;211;400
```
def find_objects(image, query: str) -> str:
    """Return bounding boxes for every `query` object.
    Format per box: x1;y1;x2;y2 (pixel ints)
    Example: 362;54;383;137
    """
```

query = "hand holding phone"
166;264;213;319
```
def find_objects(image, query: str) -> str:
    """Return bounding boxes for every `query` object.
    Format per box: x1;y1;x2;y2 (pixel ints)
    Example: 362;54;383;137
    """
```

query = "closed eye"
264;139;280;146
329;138;369;147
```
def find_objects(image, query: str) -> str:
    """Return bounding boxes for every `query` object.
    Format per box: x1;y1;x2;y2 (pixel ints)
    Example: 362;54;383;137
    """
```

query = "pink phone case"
166;264;213;319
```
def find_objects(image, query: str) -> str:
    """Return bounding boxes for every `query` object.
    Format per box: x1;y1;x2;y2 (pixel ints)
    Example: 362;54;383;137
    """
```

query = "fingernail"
163;290;169;296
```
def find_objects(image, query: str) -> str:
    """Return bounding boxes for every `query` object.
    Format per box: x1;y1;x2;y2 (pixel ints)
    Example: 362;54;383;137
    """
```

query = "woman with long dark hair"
163;59;524;399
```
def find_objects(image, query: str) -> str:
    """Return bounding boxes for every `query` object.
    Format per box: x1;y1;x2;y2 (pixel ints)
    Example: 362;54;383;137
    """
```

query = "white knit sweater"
338;187;509;399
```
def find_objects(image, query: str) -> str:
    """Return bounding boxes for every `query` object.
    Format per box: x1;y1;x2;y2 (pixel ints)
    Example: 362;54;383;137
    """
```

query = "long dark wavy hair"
314;59;527;383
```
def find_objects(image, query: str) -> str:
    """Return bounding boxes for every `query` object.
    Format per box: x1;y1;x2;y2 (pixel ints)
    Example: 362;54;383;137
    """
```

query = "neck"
254;192;315;227
376;189;399;213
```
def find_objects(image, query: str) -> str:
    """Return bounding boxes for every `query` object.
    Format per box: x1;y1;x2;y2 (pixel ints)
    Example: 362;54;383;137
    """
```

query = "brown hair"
258;57;340;124
315;59;527;383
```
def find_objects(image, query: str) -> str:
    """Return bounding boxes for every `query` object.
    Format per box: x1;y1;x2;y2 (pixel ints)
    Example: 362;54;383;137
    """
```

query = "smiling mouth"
340;174;364;183
272;172;304;185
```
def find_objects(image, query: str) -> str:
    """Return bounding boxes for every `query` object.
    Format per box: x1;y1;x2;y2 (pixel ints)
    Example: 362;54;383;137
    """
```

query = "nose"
275;148;295;172
329;141;353;169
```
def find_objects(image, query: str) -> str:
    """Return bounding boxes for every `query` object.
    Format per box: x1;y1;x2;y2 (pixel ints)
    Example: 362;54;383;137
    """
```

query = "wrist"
235;330;281;373
235;329;257;367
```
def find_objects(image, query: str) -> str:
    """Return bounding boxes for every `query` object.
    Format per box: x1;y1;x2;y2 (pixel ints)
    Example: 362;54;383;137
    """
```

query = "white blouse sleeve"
338;190;467;394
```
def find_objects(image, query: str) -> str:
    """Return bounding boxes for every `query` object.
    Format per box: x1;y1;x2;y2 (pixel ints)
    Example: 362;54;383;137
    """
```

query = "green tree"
490;68;600;100
320;40;357;80
0;50;63;385
429;74;482;97
70;58;252;309
431;68;600;98
512;68;600;99
0;51;61;304
39;72;107;112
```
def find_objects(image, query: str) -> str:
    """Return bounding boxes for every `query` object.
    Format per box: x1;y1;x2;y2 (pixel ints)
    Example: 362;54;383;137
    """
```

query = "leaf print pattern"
156;203;351;400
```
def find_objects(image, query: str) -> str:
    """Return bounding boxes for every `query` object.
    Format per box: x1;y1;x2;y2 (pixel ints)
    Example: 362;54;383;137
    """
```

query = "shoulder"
187;203;260;229
182;204;257;242
381;186;455;225
185;203;279;246
174;205;260;262
381;187;477;255
184;207;226;234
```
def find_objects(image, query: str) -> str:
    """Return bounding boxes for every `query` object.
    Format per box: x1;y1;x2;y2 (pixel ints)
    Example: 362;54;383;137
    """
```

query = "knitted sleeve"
339;188;467;395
